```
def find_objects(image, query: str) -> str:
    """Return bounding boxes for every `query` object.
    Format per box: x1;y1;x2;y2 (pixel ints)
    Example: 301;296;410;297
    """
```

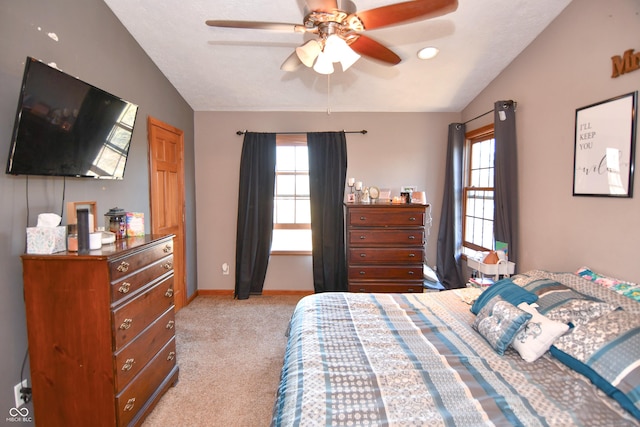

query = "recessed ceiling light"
417;46;439;60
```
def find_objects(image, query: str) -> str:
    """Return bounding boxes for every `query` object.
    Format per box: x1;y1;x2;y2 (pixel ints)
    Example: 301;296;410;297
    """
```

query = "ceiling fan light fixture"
323;34;360;71
339;46;360;71
295;39;322;68
313;51;334;74
324;34;347;63
417;46;440;60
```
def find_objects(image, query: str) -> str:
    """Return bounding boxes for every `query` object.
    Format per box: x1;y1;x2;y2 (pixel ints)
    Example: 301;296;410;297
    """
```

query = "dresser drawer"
116;337;177;427
349;282;424;293
348;248;425;264
111;254;173;304
349;229;425;246
348;208;425;227
109;239;174;282
112;275;174;351
114;306;176;392
348;265;423;281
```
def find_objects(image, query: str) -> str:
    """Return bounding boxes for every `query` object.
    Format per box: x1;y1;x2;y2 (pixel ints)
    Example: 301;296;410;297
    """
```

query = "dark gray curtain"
307;131;348;293
235;132;276;299
494;100;519;267
436;123;465;289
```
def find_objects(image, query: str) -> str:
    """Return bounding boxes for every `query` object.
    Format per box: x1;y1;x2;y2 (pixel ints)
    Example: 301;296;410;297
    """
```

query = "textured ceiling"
103;0;572;112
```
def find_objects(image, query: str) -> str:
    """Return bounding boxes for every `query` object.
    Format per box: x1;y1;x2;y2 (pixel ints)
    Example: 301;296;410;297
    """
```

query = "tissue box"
125;212;145;237
26;226;67;254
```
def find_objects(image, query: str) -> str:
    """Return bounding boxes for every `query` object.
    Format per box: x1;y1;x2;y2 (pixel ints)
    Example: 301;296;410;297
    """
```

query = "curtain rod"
236;129;367;135
462;109;493;125
462;100;518;126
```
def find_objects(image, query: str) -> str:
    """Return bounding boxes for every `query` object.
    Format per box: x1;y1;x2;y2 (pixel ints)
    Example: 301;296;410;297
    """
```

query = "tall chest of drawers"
21;235;179;427
345;203;428;293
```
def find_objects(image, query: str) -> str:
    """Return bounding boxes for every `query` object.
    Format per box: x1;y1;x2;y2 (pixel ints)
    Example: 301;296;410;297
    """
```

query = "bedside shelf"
467;257;515;281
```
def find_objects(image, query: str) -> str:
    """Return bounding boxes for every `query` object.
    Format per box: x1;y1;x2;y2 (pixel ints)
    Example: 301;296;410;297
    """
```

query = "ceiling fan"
206;0;458;74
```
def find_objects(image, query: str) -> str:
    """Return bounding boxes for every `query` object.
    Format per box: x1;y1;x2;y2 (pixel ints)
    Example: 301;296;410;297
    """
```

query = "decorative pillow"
510;270;555;287
550;310;640;419
512;303;569;362
521;278;618;326
473;296;532;355
575;266;640;302
470;278;538;315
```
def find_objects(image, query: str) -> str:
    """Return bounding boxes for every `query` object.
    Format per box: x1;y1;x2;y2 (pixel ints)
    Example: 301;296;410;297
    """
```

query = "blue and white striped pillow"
551;309;640;420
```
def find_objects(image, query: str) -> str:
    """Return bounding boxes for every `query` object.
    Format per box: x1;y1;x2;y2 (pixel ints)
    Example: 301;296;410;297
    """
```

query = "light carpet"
142;294;302;427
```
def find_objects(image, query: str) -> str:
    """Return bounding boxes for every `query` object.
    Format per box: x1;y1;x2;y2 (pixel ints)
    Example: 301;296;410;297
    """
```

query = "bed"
271;269;640;426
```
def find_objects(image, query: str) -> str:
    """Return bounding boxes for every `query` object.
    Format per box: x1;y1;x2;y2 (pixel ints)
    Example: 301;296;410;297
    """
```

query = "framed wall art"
573;91;637;197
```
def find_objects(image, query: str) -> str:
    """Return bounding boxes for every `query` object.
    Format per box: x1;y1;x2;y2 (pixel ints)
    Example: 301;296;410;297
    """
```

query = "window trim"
462;124;495;255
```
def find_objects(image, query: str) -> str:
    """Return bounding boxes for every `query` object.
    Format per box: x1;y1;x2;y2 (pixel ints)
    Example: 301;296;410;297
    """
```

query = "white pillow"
512;303;570;362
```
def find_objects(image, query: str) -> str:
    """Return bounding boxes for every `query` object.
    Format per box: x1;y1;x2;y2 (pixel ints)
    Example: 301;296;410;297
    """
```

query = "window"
91;103;137;177
462;124;495;259
271;134;312;254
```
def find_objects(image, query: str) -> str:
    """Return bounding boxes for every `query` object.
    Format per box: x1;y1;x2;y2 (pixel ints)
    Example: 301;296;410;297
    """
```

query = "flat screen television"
5;57;139;179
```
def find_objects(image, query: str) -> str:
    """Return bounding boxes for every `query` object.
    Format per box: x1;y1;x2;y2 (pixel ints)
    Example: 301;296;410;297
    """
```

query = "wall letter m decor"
611;49;640;78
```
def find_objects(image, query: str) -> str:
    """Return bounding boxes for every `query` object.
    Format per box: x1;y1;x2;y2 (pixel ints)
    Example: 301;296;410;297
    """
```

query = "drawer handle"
408;253;415;257
359;216;367;221
166;320;175;330
118;282;131;294
163;262;173;270
408;235;416;240
409;217;416;221
408;271;415;275
359;235;366;240
359;253;366;258
163;244;172;253
167;351;176;361
117;261;130;273
119;318;133;330
124;398;136;412
359;271;366;275
121;358;135;371
165;288;174;298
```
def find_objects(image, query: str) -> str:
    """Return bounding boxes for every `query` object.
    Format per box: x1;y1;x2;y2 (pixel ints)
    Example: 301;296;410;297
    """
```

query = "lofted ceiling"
103;0;572;113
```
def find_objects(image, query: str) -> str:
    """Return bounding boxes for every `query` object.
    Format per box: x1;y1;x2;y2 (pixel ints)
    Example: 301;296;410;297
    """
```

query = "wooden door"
147;116;186;311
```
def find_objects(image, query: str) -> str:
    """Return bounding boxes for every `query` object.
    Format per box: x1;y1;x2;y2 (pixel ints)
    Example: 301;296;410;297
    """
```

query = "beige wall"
463;0;640;281
194;111;459;291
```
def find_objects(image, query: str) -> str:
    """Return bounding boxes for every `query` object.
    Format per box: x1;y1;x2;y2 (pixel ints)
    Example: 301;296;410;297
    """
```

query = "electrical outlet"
222;262;230;275
13;379;28;408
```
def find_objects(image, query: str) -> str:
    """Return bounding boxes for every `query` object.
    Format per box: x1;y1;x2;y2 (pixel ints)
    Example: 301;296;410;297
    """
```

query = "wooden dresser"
21;235;179;427
345;203;428;293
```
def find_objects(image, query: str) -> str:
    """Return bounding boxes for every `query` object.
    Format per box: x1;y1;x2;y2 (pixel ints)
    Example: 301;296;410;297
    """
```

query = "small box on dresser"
21;234;179;427
345;202;429;293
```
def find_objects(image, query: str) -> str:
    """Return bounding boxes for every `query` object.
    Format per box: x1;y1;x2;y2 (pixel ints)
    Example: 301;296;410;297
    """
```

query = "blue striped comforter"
271;289;637;426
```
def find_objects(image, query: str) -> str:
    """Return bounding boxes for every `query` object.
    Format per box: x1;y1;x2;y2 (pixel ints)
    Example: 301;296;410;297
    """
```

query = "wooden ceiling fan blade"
349;35;401;65
206;20;306;33
354;0;458;31
305;0;339;13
